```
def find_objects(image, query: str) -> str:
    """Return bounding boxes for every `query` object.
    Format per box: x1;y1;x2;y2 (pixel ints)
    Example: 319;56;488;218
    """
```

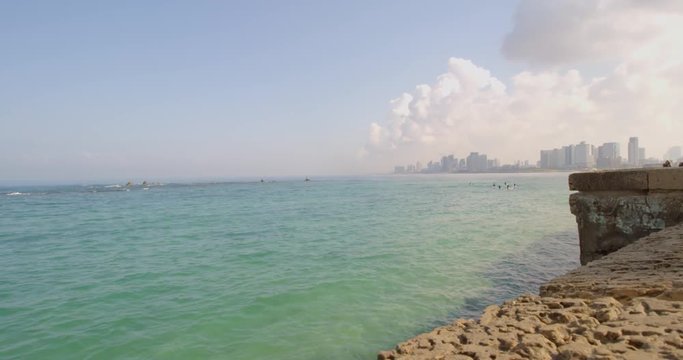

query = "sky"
1;1;682;183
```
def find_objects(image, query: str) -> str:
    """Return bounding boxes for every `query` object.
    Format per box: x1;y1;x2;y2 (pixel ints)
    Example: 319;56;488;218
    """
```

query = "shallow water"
0;173;578;359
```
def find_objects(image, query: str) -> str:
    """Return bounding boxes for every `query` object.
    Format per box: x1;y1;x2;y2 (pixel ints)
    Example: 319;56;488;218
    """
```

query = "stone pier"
569;168;683;265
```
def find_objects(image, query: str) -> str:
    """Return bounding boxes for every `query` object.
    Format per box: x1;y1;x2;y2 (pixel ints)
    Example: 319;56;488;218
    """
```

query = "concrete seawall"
569;168;683;265
379;169;683;359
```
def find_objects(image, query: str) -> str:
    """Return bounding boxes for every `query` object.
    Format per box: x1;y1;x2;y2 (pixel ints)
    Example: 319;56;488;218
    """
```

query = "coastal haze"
2;1;682;182
2;1;683;360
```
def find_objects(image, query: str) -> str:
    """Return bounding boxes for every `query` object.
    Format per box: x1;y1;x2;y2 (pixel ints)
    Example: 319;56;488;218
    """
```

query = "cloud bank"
365;0;683;167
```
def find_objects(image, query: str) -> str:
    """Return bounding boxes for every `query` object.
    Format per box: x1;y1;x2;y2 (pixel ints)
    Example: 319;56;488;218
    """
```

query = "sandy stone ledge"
378;224;683;360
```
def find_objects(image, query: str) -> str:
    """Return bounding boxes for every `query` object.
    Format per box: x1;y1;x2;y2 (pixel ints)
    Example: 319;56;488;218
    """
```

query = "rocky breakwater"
378;222;683;359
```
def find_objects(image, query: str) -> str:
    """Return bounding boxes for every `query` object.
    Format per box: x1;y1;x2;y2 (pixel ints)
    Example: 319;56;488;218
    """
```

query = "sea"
0;173;579;359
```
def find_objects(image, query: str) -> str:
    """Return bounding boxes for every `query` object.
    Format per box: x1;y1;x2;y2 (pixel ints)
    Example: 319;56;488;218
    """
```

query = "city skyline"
395;136;682;173
2;1;683;183
367;1;683;174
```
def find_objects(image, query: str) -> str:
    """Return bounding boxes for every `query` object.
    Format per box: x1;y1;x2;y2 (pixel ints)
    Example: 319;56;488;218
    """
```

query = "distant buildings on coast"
539;141;628;170
539;137;680;170
394;136;683;174
394;152;530;174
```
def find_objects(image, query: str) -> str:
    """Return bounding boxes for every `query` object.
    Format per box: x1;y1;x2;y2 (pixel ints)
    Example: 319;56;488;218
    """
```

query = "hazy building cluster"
395;136;683;174
539;141;621;170
394;152;531;174
539;137;682;170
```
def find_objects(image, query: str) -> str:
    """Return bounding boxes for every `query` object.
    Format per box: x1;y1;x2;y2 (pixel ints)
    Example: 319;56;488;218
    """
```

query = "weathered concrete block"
569;168;683;264
569;168;683;191
570;191;683;265
648;168;683;190
568;169;648;191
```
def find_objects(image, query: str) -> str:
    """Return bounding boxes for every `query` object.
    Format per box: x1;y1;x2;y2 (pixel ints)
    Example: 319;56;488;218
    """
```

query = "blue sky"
3;1;682;184
0;0;519;183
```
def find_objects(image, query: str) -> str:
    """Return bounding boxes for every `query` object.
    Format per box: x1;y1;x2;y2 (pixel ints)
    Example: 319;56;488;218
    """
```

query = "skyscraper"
562;145;575;168
597;142;621;168
599;142;620;159
628;137;639;166
574;141;594;168
539;150;552;169
466;152;488;172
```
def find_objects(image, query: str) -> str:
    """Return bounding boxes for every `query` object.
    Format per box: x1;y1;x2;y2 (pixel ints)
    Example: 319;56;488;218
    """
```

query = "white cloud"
365;0;683;168
502;0;683;66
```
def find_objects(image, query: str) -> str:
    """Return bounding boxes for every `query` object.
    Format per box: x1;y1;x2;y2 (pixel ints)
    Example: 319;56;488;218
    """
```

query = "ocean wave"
6;192;29;196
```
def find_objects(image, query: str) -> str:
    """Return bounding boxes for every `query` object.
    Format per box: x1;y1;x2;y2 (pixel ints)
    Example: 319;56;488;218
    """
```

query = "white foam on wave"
6;192;28;196
104;184;122;188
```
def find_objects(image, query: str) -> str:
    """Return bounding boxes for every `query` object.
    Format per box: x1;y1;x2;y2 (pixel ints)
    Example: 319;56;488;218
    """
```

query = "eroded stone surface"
378;224;683;360
570;191;683;264
568;168;683;264
379;295;683;360
541;224;683;301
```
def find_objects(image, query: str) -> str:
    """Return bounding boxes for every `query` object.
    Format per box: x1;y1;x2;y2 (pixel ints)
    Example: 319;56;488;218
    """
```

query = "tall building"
628;137;639;166
596;142;621;168
551;148;565;168
458;159;466;169
478;154;488;171
540;146;570;169
639;148;645;163
574;141;595;168
441;155;457;172
466;152;488;172
539;150;552;169
563;145;575;168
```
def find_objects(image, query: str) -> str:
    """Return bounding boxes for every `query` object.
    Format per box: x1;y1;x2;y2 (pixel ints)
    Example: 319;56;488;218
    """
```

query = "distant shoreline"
392;168;576;175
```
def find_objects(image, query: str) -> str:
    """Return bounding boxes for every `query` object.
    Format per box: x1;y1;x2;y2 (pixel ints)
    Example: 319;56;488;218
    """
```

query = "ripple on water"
0;174;578;359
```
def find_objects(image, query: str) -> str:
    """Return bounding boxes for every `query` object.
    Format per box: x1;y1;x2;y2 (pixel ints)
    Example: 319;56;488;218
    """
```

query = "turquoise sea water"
0;173;578;359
